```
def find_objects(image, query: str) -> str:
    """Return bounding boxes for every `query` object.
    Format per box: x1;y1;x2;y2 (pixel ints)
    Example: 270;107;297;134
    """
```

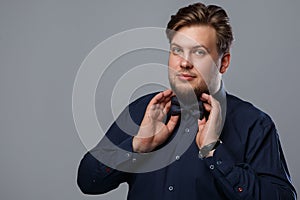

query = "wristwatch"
198;140;221;159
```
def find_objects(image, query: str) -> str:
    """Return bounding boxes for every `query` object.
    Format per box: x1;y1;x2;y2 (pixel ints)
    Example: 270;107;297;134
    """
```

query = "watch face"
198;140;220;159
198;150;208;159
198;151;204;159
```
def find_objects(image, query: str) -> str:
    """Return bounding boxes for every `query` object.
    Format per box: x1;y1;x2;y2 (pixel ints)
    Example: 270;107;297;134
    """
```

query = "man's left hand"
196;93;222;150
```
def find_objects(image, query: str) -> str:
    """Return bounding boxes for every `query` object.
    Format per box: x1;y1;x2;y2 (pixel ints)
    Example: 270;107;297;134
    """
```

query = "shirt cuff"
203;143;236;177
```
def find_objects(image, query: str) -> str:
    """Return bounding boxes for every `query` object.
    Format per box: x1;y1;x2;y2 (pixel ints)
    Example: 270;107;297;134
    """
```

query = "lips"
177;73;196;81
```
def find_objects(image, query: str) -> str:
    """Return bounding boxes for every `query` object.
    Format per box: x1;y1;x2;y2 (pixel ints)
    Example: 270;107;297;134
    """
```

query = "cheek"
168;54;180;69
193;60;219;84
195;57;218;73
193;61;211;76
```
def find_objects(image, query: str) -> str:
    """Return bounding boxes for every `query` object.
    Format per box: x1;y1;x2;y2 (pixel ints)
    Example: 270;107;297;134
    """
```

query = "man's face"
168;25;222;99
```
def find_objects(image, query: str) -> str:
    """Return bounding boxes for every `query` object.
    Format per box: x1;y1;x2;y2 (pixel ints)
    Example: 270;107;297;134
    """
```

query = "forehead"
171;25;217;50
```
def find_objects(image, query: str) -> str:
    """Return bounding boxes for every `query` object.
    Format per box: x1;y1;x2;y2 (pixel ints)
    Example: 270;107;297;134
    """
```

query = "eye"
171;47;183;55
193;49;206;56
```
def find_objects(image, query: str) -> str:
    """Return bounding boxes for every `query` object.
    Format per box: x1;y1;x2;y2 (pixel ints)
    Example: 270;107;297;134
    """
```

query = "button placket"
126;152;131;158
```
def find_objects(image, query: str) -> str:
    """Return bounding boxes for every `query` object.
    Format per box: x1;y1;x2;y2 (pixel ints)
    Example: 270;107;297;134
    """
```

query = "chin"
169;75;208;99
170;83;198;102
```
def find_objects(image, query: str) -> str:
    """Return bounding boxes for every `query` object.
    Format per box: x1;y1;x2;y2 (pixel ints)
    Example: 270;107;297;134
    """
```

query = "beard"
169;72;209;105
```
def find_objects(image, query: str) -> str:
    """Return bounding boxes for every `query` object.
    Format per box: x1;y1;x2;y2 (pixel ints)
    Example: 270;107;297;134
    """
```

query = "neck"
208;79;222;96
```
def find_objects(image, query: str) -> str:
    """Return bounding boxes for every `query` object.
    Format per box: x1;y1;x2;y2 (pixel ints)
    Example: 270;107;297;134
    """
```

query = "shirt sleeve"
77;93;155;195
203;119;297;199
76;101;137;194
77;137;133;194
76;105;137;195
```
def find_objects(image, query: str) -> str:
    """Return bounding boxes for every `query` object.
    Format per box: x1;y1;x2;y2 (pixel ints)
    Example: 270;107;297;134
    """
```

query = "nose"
180;57;193;69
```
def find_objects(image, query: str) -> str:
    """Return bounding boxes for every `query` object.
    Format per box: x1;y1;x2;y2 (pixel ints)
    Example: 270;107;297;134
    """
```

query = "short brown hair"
166;3;234;55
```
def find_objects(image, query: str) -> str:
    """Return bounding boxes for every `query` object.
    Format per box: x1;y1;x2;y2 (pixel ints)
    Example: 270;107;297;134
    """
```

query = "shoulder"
128;92;159;114
226;93;274;128
128;92;158;109
223;93;278;148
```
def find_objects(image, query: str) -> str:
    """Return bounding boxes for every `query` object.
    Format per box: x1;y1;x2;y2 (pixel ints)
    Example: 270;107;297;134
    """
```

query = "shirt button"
168;186;174;191
216;160;222;165
132;158;137;163
175;155;180;160
126;153;131;158
184;128;190;133
209;164;215;170
237;187;243;192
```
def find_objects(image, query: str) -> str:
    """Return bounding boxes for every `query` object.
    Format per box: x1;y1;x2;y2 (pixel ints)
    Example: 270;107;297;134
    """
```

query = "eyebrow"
170;42;211;53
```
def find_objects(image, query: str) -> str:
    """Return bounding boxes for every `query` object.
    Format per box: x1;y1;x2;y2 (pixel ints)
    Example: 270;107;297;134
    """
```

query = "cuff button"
237;187;243;192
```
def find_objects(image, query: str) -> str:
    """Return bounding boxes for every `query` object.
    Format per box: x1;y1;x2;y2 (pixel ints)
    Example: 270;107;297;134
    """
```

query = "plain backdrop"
0;0;299;199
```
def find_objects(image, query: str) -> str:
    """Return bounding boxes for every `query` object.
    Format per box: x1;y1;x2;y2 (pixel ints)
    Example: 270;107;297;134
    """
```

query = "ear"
219;53;230;74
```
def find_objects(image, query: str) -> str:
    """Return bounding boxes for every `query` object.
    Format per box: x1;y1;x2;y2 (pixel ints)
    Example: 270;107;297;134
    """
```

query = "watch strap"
198;140;221;159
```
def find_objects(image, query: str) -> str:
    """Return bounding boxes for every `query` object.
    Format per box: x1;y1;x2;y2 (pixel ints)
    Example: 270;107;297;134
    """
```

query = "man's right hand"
132;90;179;153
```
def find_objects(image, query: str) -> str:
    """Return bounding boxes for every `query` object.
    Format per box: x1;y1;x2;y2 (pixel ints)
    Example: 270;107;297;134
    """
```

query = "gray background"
1;0;299;199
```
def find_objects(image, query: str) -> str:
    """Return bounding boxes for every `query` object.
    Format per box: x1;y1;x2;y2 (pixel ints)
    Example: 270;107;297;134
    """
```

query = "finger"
161;90;173;102
162;89;173;98
203;102;212;112
154;115;178;144
161;95;172;108
164;93;173;102
197;119;205;138
210;96;220;108
201;93;220;108
200;93;210;102
166;115;179;133
204;94;219;107
198;118;206;126
155;90;172;103
157;90;173;107
149;92;164;106
163;101;172;115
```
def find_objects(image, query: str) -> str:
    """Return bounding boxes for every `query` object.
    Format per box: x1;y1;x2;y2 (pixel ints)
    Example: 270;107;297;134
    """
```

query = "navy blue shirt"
77;93;297;199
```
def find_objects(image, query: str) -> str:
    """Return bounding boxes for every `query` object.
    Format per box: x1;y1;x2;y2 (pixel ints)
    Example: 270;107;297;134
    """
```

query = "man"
77;3;297;199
